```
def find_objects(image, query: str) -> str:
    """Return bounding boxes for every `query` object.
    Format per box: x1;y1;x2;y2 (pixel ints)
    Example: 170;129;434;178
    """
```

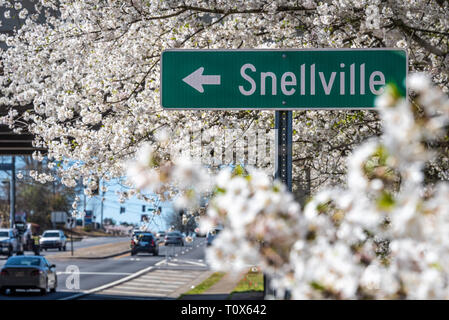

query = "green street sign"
161;49;407;110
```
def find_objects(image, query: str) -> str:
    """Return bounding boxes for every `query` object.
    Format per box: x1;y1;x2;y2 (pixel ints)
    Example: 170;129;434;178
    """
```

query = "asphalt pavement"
0;237;207;300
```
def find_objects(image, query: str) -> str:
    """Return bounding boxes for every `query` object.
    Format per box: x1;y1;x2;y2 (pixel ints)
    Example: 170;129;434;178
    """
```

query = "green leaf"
232;165;247;177
376;191;395;211
310;281;325;291
316;202;329;214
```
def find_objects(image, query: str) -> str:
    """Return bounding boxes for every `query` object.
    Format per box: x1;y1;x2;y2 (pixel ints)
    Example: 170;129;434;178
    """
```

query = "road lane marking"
116;285;173;293
129;280;182;287
59;264;156;300
91;270;205;298
156;258;207;267
101;289;166;297
56;289;83;293
140;275;196;281
155;259;166;266
57;272;132;276
90;293;159;300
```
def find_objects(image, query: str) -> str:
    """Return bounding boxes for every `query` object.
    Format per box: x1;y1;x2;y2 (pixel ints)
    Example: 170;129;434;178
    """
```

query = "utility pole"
100;182;104;230
83;188;86;228
71;218;74;256
2;180;10;226
9;157;15;228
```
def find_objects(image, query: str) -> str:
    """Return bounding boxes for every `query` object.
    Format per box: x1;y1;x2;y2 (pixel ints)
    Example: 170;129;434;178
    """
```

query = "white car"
0;229;19;256
39;230;67;251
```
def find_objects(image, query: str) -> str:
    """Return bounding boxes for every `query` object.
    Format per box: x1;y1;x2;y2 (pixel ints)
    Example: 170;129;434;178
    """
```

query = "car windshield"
43;232;60;238
168;232;180;236
139;235;152;242
6;257;41;266
0;231;9;237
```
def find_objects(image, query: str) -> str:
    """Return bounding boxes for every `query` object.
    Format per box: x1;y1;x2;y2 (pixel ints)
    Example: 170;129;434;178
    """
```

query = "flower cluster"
203;74;449;299
126;72;448;299
201;167;303;276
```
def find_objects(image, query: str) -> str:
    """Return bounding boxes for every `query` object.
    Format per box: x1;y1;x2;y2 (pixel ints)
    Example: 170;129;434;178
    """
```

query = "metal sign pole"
264;110;293;299
274;111;293;190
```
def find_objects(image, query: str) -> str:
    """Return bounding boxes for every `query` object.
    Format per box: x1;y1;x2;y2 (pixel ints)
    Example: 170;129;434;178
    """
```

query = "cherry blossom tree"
2;0;445;299
0;0;447;199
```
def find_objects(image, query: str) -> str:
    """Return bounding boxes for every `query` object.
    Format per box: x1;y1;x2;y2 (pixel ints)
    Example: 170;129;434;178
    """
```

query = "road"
0;237;208;300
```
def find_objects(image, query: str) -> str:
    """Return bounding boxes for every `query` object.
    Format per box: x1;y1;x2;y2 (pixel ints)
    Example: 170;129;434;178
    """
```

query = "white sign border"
160;48;408;111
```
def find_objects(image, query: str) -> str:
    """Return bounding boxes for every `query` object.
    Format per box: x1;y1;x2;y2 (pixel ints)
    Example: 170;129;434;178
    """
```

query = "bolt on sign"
161;49;407;110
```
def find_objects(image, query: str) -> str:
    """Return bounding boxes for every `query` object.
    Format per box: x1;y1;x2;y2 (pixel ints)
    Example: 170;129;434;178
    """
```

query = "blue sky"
0;156;175;231
83;178;174;230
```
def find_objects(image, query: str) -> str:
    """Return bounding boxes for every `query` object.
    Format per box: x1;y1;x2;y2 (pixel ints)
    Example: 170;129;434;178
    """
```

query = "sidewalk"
180;272;264;300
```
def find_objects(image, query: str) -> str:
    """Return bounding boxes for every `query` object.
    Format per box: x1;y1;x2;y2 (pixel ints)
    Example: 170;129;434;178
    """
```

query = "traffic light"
142;205;146;212
120;207;125;214
91;177;99;196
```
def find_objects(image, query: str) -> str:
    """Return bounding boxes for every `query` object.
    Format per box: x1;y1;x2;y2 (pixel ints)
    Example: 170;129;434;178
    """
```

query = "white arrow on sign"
182;67;221;93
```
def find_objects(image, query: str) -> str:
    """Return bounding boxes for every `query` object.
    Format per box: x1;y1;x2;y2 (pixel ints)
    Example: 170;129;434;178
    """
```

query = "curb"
50;250;131;260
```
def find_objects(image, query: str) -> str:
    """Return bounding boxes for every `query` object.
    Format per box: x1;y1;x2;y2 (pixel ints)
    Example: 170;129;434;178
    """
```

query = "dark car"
206;228;222;246
131;233;159;256
0;256;57;295
165;231;184;246
131;229;150;238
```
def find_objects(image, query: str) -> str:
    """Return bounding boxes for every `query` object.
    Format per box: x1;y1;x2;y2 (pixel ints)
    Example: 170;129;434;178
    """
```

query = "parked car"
0;255;57;295
14;221;32;251
206;227;222;246
130;232;159;256
39;230;67;251
165;231;184;246
0;228;19;257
